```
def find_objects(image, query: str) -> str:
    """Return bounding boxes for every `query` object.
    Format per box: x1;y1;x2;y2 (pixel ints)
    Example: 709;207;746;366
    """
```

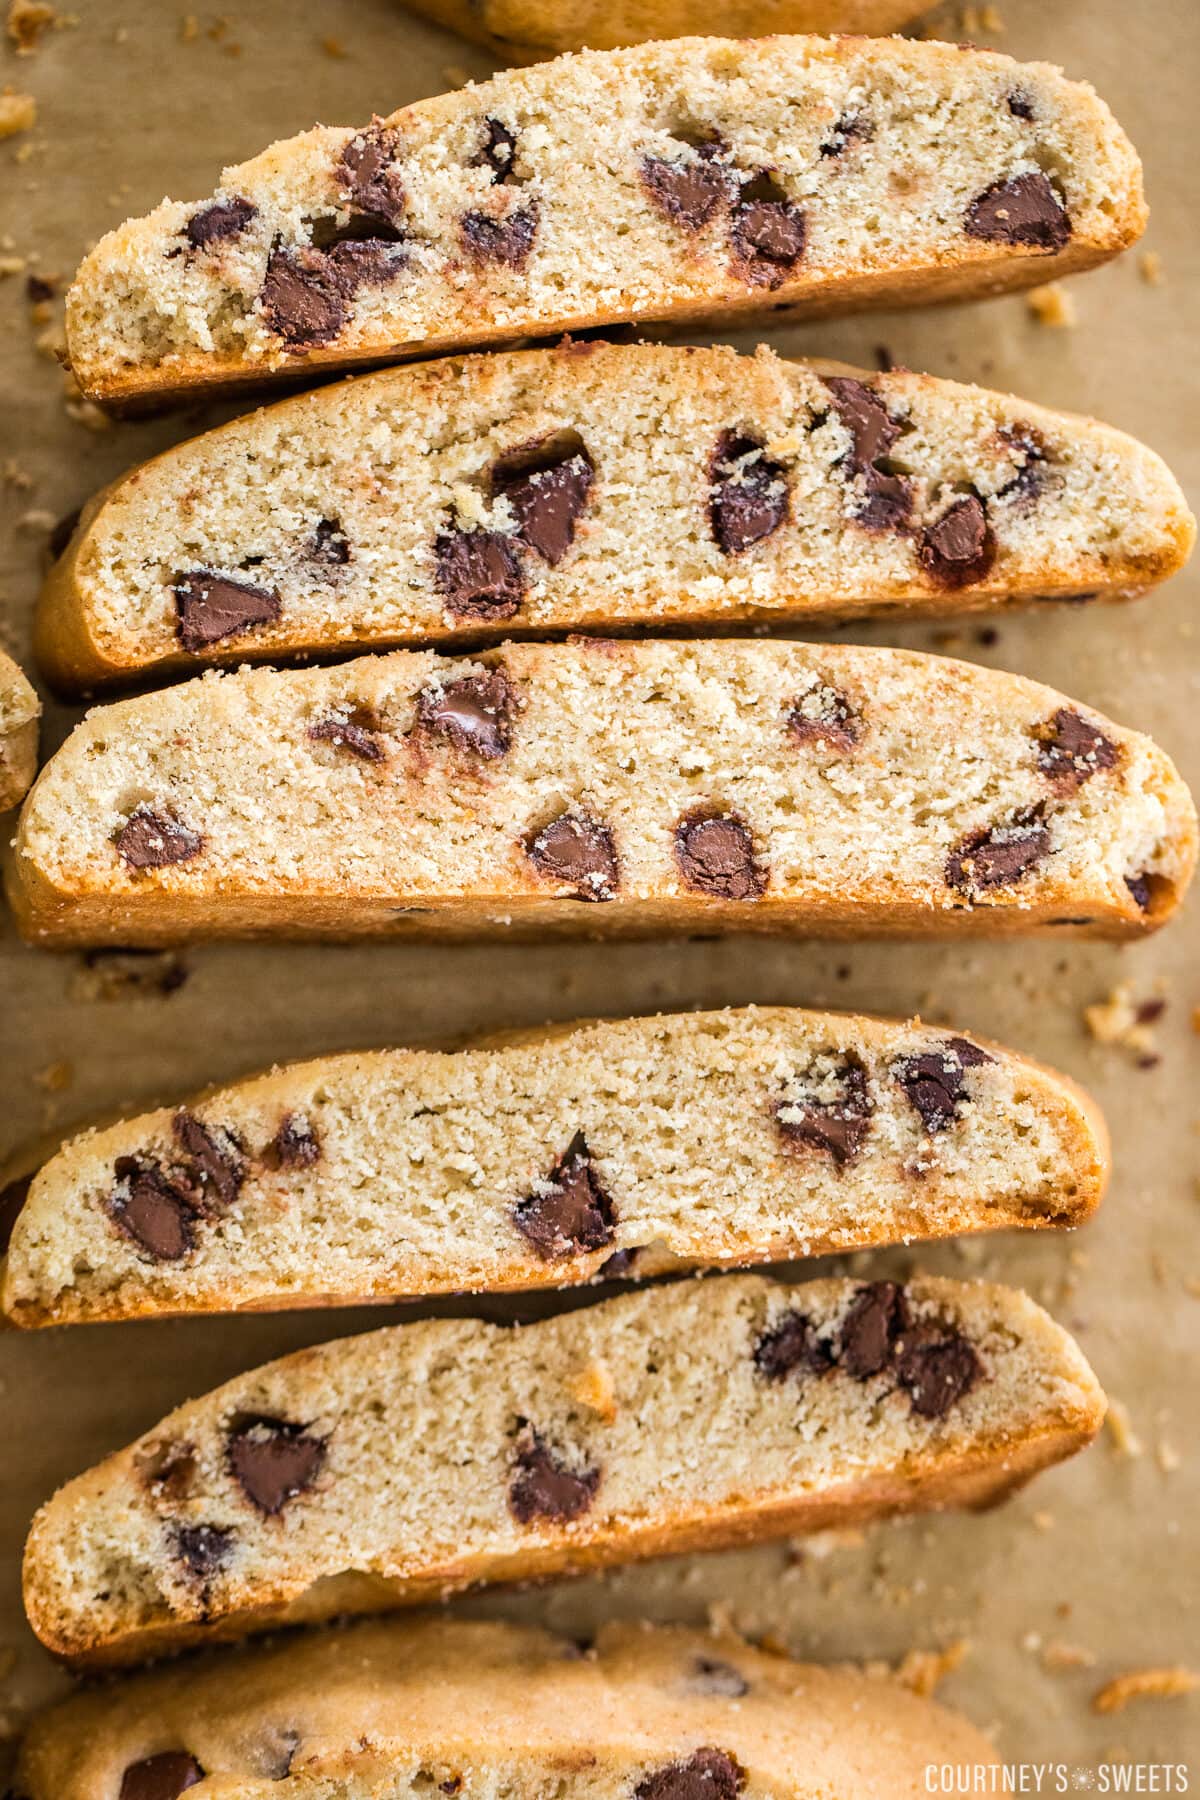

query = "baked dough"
0;649;39;813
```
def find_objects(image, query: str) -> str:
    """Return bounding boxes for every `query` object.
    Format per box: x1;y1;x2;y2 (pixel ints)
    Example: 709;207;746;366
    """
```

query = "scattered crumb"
0;88;37;139
894;1640;970;1698
14;507;55;534
1042;1641;1097;1672
61;368;110;431
32;1059;72;1092
959;3;1003;31
789;1527;865;1562
1156;1438;1181;1475
180;12;198;40
1025;282;1077;328
320;33;346;57
1031;1510;1055;1532
1138;250;1164;287
1185;1277;1200;1300
568;1358;618;1423
0;254;26;276
6;0;57;52
1092;1666;1199;1715
1083;983;1165;1060
24;271;57;304
1105;1399;1143;1459
68;949;189;1002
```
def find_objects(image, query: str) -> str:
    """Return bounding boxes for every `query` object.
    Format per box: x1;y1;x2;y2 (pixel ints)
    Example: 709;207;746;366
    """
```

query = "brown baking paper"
0;0;1196;1769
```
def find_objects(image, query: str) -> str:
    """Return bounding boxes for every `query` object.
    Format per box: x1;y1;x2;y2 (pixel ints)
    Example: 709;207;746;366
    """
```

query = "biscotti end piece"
0;650;40;813
8;639;1195;947
0;1006;1108;1328
65;37;1145;406
22;1272;1104;1667
35;344;1194;693
16;1615;999;1798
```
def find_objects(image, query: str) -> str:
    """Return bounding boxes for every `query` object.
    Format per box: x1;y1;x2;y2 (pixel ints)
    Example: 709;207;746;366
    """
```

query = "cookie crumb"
1092;1666;1199;1714
320;33;346;57
180;12;197;39
1042;1640;1096;1671
7;0;57;52
568;1357;618;1423
1105;1398;1143;1459
32;1058;72;1092
1156;1438;1181;1475
1083;983;1164;1059
1138;250;1164;286
0;88;36;138
1031;1509;1055;1532
1025;282;1076;328
894;1640;970;1697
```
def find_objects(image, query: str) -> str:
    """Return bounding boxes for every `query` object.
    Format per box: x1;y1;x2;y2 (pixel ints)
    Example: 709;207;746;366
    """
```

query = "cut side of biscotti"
10;639;1195;946
0;1007;1108;1328
22;1271;1105;1667
39;344;1193;691
66;36;1145;405
0;650;40;813
14;1615;999;1798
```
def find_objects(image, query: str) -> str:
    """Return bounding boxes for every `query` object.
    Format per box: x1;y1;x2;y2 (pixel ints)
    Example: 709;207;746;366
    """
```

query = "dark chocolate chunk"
946;806;1051;896
461;203;539;267
172;1522;234;1580
325;236;408;291
820;112;874;157
228;1416;327;1515
116;806;204;871
839;1279;910;1379
636;1749;745;1800
0;1174;31;1258
896;1322;983;1418
753;1310;834;1381
138;1439;198;1503
474;116;519;183
119;1754;205;1800
508;1426;600;1523
514;1132;616;1260
893;1037;992;1133
964;173;1071;251
260;246;348;348
173;569;282;651
730;174;806;286
337;120;406;227
185;196;257;250
434;526;526;619
415;669;519;759
641;154;730;230
775;1056;872;1167
492;441;594;564
526;812;619;901
1034;708;1118;792
674;809;764;901
597;1247;640;1279
173;1109;245;1207
1006;89;1035;120
307;705;388;762
708;430;789;554
919;495;995;588
687;1657;750;1698
1126;872;1153;911
786;686;861;752
266;1111;322;1170
822;374;913;531
107;1158;198;1262
305;517;352;568
995;421;1049;508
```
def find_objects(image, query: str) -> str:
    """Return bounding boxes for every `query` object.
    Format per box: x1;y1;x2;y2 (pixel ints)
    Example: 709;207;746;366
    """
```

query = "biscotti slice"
9;639;1195;946
14;1616;998;1797
39;345;1193;691
1;1007;1107;1328
0;650;40;813
23;1271;1105;1667
66;37;1145;406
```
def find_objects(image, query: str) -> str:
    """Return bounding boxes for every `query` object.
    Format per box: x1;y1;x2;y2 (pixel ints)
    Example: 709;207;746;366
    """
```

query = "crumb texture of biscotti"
0;649;40;813
65;37;1146;403
0;1006;1108;1327
9;639;1195;946
39;344;1193;690
14;1615;999;1797
22;1272;1106;1667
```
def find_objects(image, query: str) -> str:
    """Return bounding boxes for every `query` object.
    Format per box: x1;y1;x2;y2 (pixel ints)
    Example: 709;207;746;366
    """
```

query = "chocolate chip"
641;154;730;229
636;1749;745;1800
173;1109;245;1207
753;1311;834;1381
964;173;1071;251
687;1658;750;1698
266;1111;322;1170
526;813;619;901
995;421;1049;509
138;1440;198;1503
305;517;352;568
0;1174;31;1257
185;196;256;250
896;1323;982;1419
730;174;806;286
337;120;406;227
116;807;203;871
172;1522;234;1580
508;1425;600;1523
893;1037;992;1133
260;246;348;347
324;236;408;291
474;116;518;183
919;495;995;588
597;1247;640;1279
776;1056;872;1166
820;112;874;157
415;670;519;759
173;569;282;651
786;685;861;751
119;1754;205;1800
307;704;387;762
1006;89;1035;120
461;204;539;267
709;430;789;553
674;809;764;901
228;1416;327;1515
434;526;526;620
1035;709;1118;792
1126;872;1153;911
839;1280;910;1379
257;1730;302;1781
822;375;912;531
513;1132;616;1260
492;441;594;565
946;806;1051;895
107;1158;198;1261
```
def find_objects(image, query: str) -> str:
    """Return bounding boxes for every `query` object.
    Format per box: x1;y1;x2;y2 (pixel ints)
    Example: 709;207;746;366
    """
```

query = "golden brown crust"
0;650;40;812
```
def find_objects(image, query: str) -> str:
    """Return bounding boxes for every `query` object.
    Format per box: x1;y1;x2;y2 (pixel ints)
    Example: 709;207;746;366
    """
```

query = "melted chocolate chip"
687;1658;750;1698
820;112;874;157
267;1111;322;1170
514;1132;616;1260
434;526;526;620
173;1522;234;1580
493;442;594;564
597;1247;640;1279
775;1056;872;1166
260;246;348;348
173;570;282;651
116;807;203;872
173;1110;245;1207
839;1280;910;1379
964;173;1071;251
946;806;1051;896
1035;709;1118;792
461;204;539;267
416;670;519;759
674;809;764;901
1006;89;1035;120
119;1754;205;1800
822;375;912;530
753;1311;835;1381
1126;872;1153;911
730;175;806;286
709;430;789;553
896;1323;983;1418
0;1174;31;1258
324;237;408;291
508;1426;600;1523
526;813;619;901
107;1158;198;1262
185;196;256;250
919;495;995;588
307;705;388;762
228;1416;327;1515
474;116;519;183
305;517;352;568
337;121;406;227
786;686;861;751
636;1749;745;1800
893;1037;993;1133
641;154;730;229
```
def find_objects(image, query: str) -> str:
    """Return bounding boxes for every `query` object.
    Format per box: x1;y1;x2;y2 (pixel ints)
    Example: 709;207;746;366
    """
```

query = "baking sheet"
0;0;1197;1765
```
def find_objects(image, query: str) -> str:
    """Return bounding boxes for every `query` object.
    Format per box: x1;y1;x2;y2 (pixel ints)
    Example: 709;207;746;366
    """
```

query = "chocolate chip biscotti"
10;639;1195;946
14;1615;998;1797
0;650;40;813
23;1271;1105;1667
1;1007;1107;1328
66;37;1145;406
39;344;1192;691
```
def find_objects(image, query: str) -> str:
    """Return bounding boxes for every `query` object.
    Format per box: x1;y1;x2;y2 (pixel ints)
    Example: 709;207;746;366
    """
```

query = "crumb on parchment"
1092;1666;1199;1714
0;88;36;138
1026;282;1076;328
